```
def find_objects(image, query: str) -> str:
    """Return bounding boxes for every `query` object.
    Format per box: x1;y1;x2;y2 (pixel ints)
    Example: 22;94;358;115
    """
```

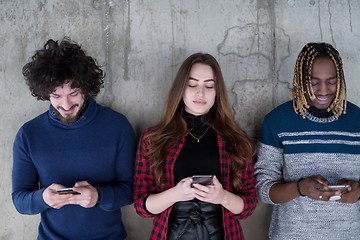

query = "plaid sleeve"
133;128;182;239
218;135;258;239
236;157;258;219
218;136;258;220
133;128;156;218
222;158;258;240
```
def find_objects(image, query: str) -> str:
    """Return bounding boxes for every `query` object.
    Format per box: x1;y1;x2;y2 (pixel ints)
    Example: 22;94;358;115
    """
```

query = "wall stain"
328;0;336;47
217;24;290;74
123;0;131;81
92;0;116;107
347;0;353;32
217;0;291;135
318;0;323;41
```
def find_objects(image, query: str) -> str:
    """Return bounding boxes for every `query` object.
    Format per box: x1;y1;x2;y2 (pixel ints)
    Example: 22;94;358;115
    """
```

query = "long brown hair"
145;53;255;189
290;42;346;118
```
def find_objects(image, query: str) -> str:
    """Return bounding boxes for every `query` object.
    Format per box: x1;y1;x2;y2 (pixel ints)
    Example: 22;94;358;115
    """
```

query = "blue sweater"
255;100;360;240
12;99;135;240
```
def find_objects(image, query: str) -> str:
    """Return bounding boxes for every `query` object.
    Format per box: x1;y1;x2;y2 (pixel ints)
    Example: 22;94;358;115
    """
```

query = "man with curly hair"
12;38;135;240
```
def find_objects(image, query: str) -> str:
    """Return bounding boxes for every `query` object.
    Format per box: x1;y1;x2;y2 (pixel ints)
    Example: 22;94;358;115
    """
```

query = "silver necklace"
187;125;210;143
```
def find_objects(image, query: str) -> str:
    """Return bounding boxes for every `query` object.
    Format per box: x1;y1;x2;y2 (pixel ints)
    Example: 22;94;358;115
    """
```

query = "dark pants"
167;201;224;240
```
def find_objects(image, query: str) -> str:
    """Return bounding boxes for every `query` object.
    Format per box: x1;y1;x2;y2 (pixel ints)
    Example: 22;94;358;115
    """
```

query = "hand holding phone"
191;175;213;188
327;185;350;201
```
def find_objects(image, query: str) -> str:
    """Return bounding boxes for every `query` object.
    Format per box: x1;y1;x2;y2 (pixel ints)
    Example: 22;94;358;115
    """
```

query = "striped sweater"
255;100;360;240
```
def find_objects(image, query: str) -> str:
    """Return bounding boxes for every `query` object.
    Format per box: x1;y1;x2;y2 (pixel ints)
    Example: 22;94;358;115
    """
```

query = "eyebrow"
311;76;337;80
50;88;80;96
189;77;215;82
70;89;80;94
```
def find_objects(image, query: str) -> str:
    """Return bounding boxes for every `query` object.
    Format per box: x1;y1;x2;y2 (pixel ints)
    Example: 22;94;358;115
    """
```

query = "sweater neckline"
48;98;98;129
304;110;338;123
182;111;210;130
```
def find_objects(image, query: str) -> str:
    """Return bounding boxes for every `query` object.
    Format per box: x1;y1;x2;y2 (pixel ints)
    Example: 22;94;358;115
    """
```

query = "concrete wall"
1;0;359;239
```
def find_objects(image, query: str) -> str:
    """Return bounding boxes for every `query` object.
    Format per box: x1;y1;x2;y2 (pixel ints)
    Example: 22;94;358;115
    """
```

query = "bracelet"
297;178;305;196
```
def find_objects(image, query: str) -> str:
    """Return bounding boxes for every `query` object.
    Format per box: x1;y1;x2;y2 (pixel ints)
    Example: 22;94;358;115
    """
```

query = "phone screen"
191;175;213;187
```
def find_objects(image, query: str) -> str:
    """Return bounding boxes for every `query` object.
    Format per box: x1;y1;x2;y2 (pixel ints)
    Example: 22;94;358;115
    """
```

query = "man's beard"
52;103;86;124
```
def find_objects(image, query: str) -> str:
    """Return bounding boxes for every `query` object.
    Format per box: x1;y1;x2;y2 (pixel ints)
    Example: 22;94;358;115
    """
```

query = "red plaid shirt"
134;127;257;239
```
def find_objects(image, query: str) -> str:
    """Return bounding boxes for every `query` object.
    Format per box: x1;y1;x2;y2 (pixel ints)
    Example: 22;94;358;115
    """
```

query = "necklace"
187;125;210;143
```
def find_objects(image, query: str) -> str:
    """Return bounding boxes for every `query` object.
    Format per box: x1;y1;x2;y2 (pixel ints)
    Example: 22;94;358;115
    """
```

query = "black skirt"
167;201;224;240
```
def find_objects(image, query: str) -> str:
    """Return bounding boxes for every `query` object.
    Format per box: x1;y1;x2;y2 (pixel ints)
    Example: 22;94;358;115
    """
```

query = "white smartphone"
327;185;350;191
56;187;79;195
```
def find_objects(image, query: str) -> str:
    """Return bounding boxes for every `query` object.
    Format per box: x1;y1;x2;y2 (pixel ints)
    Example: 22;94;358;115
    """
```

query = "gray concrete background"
1;0;359;239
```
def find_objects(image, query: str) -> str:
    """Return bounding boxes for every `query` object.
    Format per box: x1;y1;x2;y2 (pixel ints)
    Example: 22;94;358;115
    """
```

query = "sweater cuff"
95;186;113;209
39;189;52;211
257;181;278;205
94;187;102;207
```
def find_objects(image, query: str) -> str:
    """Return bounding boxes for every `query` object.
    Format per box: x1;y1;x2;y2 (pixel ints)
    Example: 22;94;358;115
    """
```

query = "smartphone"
56;187;79;195
191;175;213;187
327;185;350;191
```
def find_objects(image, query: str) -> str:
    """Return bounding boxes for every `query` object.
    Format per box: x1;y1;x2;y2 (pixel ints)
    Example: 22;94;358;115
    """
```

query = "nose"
317;82;331;95
197;87;205;97
62;96;72;110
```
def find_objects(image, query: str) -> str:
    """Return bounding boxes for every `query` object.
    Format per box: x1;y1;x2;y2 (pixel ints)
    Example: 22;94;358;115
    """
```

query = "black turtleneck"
307;105;334;118
173;111;221;185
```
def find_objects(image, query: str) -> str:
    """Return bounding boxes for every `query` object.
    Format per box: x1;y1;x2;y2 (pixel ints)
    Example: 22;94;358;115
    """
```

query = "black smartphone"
56;187;79;195
191;175;213;187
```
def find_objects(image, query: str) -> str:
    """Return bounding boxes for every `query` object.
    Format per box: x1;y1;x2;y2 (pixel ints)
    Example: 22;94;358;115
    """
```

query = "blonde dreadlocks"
290;42;347;118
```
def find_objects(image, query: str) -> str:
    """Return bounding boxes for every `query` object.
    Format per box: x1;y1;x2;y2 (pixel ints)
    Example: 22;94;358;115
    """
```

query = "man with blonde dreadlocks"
255;42;360;240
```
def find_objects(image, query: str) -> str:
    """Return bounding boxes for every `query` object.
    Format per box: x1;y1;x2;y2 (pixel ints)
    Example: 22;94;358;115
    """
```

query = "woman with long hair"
134;53;257;239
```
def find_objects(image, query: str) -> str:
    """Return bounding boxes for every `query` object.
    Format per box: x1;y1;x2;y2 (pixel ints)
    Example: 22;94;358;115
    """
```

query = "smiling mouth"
59;105;78;114
62;108;75;113
316;97;328;101
63;110;74;114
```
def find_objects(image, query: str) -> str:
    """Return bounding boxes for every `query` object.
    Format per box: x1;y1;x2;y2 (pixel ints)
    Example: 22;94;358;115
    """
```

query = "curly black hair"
22;38;104;100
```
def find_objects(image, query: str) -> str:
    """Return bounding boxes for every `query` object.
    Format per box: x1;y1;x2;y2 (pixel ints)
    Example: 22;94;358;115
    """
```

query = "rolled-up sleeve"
133;129;156;217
